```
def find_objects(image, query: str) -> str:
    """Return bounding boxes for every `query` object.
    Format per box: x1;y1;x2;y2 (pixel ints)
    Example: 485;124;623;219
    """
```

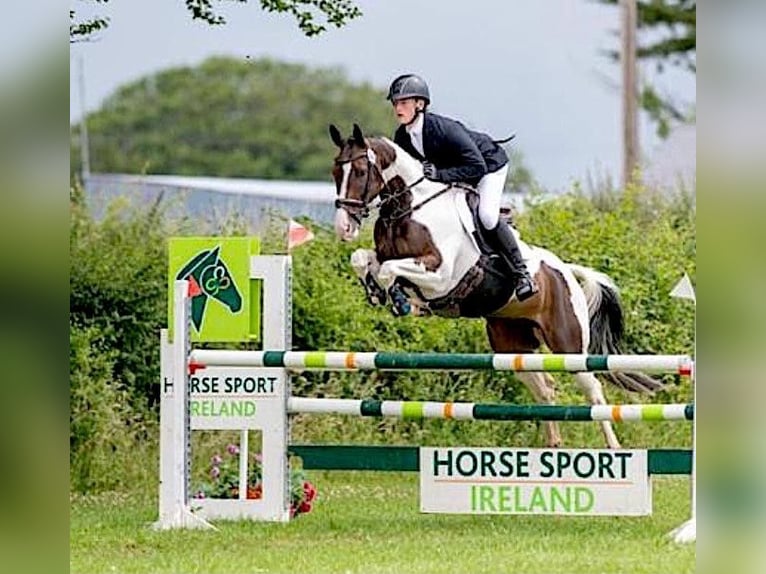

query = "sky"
69;0;696;191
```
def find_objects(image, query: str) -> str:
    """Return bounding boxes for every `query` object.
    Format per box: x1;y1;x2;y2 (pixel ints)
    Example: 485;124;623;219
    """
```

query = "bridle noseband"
334;147;388;224
334;144;453;224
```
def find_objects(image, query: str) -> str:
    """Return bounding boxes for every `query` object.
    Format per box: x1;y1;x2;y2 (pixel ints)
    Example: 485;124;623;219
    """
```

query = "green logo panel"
168;237;261;342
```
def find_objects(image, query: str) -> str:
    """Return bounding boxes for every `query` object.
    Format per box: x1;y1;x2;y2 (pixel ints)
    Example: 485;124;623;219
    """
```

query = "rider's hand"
422;162;439;181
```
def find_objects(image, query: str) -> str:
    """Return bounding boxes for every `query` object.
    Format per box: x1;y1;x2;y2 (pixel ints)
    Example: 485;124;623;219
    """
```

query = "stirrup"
514;276;538;302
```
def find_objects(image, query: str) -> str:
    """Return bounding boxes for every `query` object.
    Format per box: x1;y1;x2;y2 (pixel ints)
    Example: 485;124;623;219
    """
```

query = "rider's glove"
422;161;439;181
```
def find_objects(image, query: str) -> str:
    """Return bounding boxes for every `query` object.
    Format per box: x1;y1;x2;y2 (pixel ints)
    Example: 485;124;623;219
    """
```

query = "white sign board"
420;447;650;516
170;367;286;430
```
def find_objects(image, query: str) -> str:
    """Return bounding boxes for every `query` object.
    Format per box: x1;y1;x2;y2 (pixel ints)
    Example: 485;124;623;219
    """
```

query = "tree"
504;148;540;195
70;0;362;42
70;57;393;180
597;0;696;137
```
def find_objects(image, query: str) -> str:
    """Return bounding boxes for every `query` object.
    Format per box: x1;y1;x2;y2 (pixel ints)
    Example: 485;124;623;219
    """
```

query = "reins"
335;144;475;223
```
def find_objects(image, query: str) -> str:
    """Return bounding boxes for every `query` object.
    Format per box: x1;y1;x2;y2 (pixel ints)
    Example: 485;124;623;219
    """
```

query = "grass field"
70;472;695;574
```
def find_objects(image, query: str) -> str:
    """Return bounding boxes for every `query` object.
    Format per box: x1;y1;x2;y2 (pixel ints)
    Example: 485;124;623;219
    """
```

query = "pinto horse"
329;124;661;448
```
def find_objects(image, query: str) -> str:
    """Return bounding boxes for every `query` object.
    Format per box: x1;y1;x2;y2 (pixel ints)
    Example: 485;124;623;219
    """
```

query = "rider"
387;73;538;301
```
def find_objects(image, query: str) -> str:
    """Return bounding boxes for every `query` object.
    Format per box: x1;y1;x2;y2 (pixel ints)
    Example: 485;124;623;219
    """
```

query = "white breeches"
476;164;509;230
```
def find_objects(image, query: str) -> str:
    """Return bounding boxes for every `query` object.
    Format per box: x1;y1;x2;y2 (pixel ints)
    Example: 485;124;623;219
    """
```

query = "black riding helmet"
387;74;430;104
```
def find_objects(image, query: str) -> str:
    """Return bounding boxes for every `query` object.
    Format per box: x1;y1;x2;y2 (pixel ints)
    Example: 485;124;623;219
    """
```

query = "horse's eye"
353;167;367;177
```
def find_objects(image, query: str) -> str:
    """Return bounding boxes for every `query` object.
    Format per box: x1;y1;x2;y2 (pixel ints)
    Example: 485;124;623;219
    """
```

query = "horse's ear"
329;124;344;149
352;123;365;146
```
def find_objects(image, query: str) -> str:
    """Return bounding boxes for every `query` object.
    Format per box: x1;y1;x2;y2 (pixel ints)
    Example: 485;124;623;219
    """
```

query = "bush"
70;187;173;411
69;324;156;492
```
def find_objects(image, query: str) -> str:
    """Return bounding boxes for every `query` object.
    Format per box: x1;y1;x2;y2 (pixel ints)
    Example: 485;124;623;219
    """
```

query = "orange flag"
287;219;315;252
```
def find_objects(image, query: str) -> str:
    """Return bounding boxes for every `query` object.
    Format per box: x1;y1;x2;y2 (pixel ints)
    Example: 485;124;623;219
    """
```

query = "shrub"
70;187;171;411
69;324;156;492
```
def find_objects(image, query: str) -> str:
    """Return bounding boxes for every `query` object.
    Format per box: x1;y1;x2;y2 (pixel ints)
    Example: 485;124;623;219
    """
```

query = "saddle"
399;188;517;318
463;190;516;255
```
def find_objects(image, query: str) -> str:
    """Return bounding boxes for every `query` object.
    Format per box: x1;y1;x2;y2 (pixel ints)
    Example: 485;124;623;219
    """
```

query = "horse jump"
156;255;695;544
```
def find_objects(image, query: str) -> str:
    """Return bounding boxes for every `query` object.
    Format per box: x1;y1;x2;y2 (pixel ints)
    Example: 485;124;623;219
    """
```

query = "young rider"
387;73;538;301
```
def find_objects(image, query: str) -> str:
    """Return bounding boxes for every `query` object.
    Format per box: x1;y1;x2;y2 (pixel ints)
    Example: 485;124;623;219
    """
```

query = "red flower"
246;485;262;499
303;481;317;502
298;500;312;514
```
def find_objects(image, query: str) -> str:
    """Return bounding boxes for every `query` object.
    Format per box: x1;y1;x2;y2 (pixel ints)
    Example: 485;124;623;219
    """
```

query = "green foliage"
69;186;175;410
69;324;157;492
504;148;540;194
518;185;695;357
70;0;362;42
71;57;392;180
598;0;696;72
641;84;686;139
70;2;110;43
259;0;362;37
192;441;316;516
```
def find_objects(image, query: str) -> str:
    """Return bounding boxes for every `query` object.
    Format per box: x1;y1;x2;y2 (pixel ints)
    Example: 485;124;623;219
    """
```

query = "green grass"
70;472;695;574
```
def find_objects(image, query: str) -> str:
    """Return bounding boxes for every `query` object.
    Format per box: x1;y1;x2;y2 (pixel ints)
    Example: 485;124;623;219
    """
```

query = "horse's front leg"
350;249;386;306
377;257;454;316
377;256;453;291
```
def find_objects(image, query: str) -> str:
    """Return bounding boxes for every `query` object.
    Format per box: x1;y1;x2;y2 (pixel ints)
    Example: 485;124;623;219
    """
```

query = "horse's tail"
568;264;664;394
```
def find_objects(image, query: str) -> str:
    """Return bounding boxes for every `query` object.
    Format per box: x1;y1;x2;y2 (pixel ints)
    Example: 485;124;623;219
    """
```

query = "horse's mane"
370;136;425;179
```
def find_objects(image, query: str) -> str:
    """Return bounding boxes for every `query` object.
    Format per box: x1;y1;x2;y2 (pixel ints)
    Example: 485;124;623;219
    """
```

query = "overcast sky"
69;0;695;191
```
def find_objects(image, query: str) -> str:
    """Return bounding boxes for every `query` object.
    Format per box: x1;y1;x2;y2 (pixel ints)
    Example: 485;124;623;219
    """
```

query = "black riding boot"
487;221;539;301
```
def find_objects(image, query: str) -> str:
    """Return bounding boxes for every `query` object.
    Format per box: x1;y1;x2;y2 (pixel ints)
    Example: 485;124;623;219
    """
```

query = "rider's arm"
429;118;487;184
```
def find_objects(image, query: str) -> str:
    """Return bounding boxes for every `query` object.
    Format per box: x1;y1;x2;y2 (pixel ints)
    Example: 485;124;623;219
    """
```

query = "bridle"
333;148;385;225
334;143;466;224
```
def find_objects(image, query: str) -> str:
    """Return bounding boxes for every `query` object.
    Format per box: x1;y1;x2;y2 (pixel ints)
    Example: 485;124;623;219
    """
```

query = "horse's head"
329;123;393;241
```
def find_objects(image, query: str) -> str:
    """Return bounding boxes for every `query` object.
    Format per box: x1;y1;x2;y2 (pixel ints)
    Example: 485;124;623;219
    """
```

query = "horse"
329;123;662;449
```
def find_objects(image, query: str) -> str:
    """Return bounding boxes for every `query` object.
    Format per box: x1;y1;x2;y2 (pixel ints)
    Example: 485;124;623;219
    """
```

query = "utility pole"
621;0;639;188
78;55;91;181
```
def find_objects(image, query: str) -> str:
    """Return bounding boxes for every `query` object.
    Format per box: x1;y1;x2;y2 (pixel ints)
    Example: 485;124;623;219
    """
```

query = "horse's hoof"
390;303;411;317
367;294;382;306
389;297;412;316
365;274;386;305
388;285;411;316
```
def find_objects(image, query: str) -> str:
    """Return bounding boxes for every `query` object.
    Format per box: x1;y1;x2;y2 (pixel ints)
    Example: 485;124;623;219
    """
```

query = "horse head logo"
176;246;242;332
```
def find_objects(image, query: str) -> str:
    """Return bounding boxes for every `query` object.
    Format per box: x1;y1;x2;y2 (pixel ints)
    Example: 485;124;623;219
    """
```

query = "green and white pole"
287;398;694;422
190;350;693;375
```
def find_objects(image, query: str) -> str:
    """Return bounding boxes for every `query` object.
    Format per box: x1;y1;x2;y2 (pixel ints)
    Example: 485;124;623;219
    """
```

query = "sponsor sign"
420;447;651;516
168;237;260;342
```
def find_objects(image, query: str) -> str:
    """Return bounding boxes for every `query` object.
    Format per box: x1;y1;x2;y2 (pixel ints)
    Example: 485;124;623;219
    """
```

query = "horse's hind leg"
485;317;561;448
574;373;621;449
536;293;622;450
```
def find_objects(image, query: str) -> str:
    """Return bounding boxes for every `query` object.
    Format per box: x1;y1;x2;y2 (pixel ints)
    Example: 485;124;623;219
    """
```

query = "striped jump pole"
288;398;694;422
189;350;693;375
